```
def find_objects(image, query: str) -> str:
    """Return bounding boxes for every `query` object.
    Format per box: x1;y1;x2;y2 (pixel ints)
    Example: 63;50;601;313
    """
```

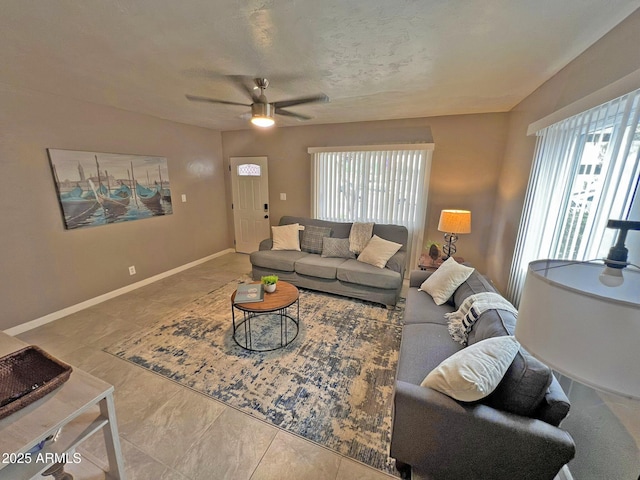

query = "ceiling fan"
186;77;329;128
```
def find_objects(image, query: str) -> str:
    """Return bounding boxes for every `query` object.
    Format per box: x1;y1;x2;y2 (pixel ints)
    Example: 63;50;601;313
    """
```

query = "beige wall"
222;113;508;275
487;8;640;292
0;83;230;330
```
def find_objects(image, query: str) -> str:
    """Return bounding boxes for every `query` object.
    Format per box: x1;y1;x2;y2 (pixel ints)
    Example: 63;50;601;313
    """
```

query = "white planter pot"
264;283;277;293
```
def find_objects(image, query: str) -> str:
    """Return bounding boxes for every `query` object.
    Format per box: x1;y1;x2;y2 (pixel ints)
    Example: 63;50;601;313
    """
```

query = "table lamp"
437;209;471;259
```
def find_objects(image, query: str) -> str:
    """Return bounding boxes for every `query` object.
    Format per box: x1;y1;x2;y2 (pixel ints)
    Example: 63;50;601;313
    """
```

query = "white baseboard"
4;248;236;336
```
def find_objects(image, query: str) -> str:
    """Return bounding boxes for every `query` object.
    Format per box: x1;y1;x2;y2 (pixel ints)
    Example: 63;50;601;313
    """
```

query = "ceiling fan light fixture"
250;115;275;127
250;103;275;128
186;77;328;127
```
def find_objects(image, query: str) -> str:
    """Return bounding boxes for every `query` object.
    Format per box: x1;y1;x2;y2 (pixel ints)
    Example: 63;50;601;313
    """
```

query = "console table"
0;333;125;480
418;255;465;271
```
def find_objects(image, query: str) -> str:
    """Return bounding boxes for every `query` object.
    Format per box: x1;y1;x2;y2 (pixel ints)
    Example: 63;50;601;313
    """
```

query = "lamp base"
442;232;458;259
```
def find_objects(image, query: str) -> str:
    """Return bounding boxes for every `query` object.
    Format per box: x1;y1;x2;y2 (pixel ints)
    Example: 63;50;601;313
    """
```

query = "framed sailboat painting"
47;149;173;230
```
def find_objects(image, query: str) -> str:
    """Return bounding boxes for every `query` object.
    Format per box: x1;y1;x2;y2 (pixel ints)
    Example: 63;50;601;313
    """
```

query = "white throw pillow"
357;235;402;268
271;223;301;251
419;257;474;305
421;336;520;402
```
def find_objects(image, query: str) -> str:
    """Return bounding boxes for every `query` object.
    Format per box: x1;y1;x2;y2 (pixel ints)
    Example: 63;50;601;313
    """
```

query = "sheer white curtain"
309;144;434;273
507;88;640;305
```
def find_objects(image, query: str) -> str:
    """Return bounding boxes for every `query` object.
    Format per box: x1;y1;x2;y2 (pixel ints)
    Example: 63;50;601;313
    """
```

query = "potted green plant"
261;275;279;293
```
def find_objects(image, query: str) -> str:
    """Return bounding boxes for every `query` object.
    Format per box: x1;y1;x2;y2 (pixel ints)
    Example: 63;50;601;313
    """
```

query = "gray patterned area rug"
105;276;404;475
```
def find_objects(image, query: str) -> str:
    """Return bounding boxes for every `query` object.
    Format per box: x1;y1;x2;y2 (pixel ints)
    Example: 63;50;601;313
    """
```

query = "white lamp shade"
438;210;471;234
515;260;640;399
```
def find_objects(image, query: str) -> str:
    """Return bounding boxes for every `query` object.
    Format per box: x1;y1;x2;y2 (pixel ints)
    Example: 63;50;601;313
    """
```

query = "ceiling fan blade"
227;75;260;102
273;94;329;109
185;94;250;107
275;108;312;121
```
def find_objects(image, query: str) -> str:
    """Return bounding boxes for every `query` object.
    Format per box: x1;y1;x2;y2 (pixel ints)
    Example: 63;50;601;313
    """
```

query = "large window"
507;88;640;304
308;144;434;272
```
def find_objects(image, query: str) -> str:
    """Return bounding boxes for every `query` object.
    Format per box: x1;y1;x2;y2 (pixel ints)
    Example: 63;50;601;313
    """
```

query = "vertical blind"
309;145;434;273
507;88;640;305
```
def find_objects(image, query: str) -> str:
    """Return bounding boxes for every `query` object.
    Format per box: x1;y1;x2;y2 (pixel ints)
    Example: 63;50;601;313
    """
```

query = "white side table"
0;333;125;480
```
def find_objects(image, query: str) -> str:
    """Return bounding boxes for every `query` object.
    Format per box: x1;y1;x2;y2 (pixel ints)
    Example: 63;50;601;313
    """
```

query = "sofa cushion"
403;288;454;325
271;223;301;251
301;225;332;254
321;237;355;259
467;310;516;344
294;254;347;279
466;309;553;416
372;223;409;251
279;216;352;239
484;349;553;417
357;235;402;268
385;251;406;274
419;258;474;305
249;250;309;272
336;259;402;290
396;323;464;385
421;336;521;402
453;270;498;309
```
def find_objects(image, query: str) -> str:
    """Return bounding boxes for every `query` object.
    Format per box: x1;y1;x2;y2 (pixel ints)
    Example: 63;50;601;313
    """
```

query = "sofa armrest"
391;381;575;480
409;269;433;287
535;376;571;427
258;238;273;251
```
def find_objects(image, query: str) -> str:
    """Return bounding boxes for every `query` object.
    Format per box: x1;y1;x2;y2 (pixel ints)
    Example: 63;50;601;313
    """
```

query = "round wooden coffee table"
231;281;300;352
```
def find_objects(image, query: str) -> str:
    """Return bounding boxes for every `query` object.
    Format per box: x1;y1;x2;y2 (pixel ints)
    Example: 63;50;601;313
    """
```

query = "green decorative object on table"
261;274;278;293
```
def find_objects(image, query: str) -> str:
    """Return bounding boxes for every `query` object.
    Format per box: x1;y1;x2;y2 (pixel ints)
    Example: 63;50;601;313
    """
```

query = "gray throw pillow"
484;348;553;417
467;309;552;416
321;237;355;259
301;225;332;254
453;270;498;309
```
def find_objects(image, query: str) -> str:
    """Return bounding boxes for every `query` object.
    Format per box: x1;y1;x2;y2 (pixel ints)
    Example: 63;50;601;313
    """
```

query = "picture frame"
47;149;173;230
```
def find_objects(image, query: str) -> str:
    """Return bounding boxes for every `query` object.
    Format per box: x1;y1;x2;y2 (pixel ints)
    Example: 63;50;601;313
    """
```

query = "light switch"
181;194;187;203
280;193;287;201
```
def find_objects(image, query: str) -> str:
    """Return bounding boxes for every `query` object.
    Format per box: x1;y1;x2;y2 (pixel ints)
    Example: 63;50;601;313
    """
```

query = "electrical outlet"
128;266;136;276
181;194;187;203
280;193;287;200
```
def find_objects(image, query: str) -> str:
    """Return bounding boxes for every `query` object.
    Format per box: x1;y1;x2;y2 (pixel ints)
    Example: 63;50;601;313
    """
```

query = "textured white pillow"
421;336;520;402
357;235;402;268
271;223;301;251
349;222;374;254
419;257;474;305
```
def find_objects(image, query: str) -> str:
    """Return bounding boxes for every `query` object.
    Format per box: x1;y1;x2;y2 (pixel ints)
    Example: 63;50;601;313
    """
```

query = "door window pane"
238;164;261;176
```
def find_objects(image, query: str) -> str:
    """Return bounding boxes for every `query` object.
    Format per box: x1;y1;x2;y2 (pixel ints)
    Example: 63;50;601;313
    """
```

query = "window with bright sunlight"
507;88;640;305
308;145;434;272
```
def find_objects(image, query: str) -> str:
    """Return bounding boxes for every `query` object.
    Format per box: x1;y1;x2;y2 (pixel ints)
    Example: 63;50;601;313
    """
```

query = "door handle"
264;215;269;219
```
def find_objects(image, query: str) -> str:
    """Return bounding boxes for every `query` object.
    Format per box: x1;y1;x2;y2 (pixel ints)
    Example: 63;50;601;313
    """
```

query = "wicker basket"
0;346;72;420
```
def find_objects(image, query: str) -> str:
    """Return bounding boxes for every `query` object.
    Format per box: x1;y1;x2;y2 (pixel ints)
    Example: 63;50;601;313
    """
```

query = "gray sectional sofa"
250;216;408;307
390;269;576;479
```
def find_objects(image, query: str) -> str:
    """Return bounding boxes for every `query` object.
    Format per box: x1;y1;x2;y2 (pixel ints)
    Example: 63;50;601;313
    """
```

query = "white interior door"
230;156;270;253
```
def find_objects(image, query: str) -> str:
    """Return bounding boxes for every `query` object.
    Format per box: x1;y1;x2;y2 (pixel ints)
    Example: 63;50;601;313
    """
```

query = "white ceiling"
2;1;639;131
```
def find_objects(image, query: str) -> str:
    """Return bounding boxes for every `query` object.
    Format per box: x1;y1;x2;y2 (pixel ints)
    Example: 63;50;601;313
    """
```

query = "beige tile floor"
17;253;397;480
